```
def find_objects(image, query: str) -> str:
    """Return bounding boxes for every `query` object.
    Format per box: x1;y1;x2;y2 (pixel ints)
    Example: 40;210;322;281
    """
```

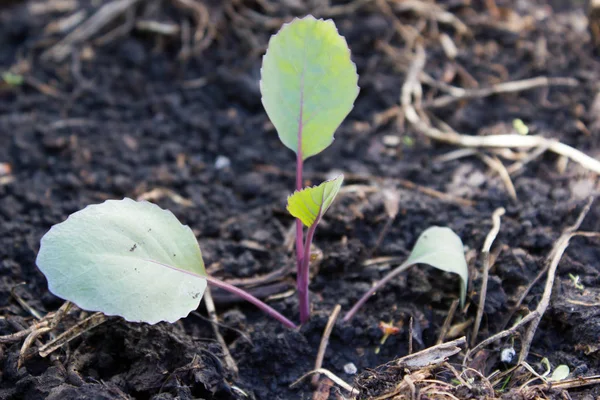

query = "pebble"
214;155;231;170
343;363;357;375
382;135;400;147
501;347;516;364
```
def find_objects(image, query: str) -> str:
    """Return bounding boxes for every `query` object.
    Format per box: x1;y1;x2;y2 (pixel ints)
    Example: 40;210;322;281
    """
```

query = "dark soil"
1;1;599;399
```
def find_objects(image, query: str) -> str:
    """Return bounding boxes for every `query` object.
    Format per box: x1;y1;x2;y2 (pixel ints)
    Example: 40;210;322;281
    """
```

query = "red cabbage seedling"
36;198;297;328
343;226;468;322
260;16;359;323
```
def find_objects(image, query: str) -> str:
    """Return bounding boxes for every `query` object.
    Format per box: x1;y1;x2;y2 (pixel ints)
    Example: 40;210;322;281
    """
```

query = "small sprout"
402;136;415;147
1;71;24;86
549;365;570;382
569;273;584;290
513;118;529;135
261;15;358;323
376;320;401;354
344;226;469;322
541;357;552;377
286;175;344;228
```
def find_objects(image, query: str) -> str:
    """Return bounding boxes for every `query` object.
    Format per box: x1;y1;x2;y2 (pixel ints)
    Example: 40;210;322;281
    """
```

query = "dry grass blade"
38;312;108;357
18;327;52;369
390;0;469;35
290;368;358;396
518;197;596;362
437;299;459;345
424;76;578;109
397;337;466;369
202;287;239;375
471;207;505;346
401;48;600;175
42;0;142;62
478;154;517;200
312;305;342;386
466;197;596;366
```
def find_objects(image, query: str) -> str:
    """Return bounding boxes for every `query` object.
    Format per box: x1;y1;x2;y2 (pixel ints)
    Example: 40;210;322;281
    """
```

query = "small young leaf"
404;226;468;306
36;198;207;324
260;15;359;160
343;226;469;322
287;174;344;227
549;365;570;382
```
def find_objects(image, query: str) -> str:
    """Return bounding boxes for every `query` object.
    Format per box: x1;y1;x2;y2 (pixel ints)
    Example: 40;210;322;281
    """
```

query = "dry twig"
518;197;595;362
423;76;578;109
401;47;600;175
312;305;342;386
203;287;239;375
42;0;142;62
465;198;596;365
471;208;505;347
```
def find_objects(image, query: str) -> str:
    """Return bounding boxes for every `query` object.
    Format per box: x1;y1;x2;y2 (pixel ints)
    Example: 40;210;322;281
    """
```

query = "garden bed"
0;1;599;399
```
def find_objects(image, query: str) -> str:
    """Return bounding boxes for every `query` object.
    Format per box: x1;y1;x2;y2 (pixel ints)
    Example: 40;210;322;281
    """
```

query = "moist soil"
0;1;599;399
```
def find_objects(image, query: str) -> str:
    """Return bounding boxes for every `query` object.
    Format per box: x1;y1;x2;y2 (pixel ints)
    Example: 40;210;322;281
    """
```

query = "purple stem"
295;93;308;322
298;220;318;323
295;152;305;276
342;263;412;323
142;258;297;328
206;275;297;329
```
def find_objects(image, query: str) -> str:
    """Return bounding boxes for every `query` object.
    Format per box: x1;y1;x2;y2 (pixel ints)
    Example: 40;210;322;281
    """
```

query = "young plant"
36;198;297;328
343;226;468;322
260;15;359;323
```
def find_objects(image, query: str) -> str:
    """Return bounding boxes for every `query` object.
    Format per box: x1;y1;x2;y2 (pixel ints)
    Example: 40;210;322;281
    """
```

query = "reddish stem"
342;263;412;323
298;218;318;323
295;152;305;272
206;275;297;329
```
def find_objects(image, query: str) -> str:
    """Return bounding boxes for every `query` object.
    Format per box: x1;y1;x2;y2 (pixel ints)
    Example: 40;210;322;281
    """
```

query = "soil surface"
0;1;599;399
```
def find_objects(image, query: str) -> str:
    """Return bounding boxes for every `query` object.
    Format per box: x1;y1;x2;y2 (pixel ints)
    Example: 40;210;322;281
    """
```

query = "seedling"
376;320;401;354
344;226;468;322
261;15;359;323
37;198;297;328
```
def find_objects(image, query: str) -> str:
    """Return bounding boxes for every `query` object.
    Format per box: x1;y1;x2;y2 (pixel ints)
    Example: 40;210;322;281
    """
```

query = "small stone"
382;135;400;147
343;363;357;375
501;347;516;364
214;155;231;170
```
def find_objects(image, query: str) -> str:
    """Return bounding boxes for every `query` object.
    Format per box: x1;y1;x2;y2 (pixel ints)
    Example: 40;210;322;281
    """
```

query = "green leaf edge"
286;174;344;227
402;226;468;307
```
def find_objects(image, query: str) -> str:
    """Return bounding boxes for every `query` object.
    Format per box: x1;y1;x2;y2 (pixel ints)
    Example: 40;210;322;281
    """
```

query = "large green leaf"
260;15;359;160
287;175;344;227
36;198;207;324
404;226;468;306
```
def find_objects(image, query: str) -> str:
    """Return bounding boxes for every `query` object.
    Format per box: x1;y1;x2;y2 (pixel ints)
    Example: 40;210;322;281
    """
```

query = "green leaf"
549;365;570;382
404;227;468;306
287;174;344;227
36;198;207;324
260;15;359;160
1;72;23;86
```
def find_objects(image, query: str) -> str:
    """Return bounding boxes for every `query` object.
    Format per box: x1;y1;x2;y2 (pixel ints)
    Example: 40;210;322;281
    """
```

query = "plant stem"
205;275;297;329
298;220;319;323
342;263;412;323
295;145;307;322
295;152;305;274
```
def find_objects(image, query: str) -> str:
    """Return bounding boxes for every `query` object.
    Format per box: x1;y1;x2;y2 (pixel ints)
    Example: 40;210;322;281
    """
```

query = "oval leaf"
260;15;359;160
36;198;207;324
549;365;570;382
404;227;468;306
287;174;344;227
